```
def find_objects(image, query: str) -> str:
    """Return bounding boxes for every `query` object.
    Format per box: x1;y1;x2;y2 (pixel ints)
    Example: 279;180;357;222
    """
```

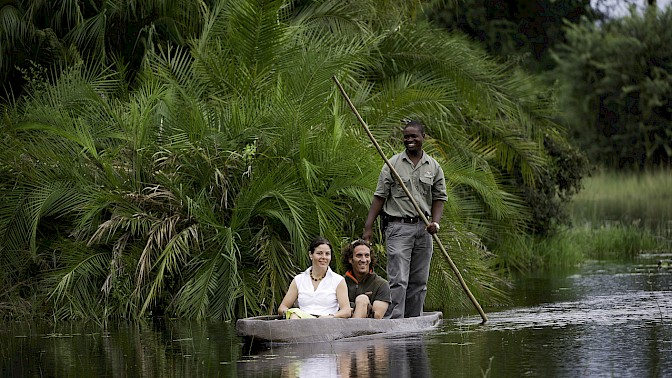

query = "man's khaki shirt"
373;151;447;218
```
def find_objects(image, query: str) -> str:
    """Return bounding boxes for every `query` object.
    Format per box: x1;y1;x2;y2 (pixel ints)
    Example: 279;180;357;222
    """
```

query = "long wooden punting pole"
332;76;488;323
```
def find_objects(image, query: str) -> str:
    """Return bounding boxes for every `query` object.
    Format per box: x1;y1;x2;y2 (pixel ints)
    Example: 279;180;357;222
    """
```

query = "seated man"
342;239;391;318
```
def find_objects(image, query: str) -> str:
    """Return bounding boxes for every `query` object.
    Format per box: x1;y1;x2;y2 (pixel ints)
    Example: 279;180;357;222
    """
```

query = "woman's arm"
278;279;298;317
332;279;352;318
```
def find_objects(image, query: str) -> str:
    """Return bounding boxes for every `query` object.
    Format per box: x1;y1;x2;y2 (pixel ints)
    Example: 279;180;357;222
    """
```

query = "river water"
1;254;670;377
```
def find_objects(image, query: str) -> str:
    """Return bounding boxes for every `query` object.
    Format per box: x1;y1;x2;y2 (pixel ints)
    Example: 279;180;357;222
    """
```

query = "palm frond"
248;229;298;315
226;0;287;71
49;249;109;310
139;223;198;316
64;12;107;63
171;227;241;319
0;3;33;73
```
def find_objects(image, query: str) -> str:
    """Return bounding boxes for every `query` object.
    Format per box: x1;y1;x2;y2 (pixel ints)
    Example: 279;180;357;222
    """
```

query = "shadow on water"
1;255;671;377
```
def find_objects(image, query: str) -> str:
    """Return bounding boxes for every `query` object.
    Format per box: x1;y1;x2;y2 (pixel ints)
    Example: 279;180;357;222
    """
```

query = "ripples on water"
1;258;670;377
456;282;671;330
442;258;672;377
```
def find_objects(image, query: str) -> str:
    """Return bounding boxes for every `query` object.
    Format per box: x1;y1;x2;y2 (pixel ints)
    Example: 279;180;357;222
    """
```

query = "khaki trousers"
384;221;433;318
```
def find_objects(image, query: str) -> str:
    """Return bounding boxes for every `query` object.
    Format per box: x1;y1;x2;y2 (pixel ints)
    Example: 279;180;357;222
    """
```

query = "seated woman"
278;236;352;319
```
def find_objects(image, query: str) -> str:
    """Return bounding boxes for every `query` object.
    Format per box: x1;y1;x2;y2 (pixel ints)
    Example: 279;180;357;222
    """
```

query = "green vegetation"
1;0;569;320
2;0;666;322
533;225;664;268
426;0;600;71
0;0;206;100
426;2;672;171
533;169;672;267
570;169;672;225
553;7;672;169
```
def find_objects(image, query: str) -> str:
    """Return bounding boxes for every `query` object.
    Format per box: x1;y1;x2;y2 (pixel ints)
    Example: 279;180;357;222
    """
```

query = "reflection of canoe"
237;334;430;376
236;311;442;344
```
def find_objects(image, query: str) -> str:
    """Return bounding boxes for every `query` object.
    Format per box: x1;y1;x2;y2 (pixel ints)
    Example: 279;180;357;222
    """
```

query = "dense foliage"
1;0;569;320
0;0;205;100
425;0;599;71
421;1;595;235
553;7;672;169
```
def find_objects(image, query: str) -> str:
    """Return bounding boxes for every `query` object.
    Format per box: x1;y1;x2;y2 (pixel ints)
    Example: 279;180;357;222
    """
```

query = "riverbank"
534;169;672;268
3;256;670;377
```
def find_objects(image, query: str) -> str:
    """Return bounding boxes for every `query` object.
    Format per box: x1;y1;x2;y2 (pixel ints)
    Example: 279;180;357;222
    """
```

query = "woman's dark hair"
309;236;333;254
341;239;376;272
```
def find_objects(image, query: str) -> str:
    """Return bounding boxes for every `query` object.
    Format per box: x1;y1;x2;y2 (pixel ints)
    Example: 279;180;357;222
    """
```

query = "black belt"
387;216;421;224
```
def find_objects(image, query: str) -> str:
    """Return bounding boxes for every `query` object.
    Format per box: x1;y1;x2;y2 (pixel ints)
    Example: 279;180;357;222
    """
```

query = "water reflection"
443;259;672;377
238;334;430;378
0;320;241;377
1;258;670;377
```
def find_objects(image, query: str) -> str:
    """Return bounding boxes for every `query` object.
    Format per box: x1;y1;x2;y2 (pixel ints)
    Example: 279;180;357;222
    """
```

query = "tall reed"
570;169;672;234
537;169;672;266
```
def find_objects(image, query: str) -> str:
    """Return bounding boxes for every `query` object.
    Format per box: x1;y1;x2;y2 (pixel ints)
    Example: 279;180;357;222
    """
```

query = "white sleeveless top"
295;267;344;316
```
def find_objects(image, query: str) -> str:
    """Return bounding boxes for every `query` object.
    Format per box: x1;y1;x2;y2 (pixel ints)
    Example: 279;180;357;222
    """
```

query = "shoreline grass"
532;169;672;268
569;168;672;228
533;224;667;268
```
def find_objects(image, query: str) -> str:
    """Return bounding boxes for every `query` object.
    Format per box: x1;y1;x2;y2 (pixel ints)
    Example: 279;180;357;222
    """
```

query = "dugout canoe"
236;311;442;344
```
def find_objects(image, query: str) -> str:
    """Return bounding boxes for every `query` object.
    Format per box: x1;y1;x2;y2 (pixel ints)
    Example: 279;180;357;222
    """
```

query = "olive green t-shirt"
345;271;391;306
373;151;447;218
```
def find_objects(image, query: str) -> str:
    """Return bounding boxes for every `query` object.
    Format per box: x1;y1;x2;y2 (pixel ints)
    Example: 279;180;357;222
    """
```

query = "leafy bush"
553;7;672;169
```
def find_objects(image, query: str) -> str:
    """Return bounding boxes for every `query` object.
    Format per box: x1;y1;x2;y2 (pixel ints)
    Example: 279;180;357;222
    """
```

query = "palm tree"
0;0;206;100
1;0;563;320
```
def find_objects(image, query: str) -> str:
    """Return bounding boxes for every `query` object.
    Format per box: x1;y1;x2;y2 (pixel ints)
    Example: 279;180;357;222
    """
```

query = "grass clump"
534;223;666;269
569;169;672;231
526;169;672;269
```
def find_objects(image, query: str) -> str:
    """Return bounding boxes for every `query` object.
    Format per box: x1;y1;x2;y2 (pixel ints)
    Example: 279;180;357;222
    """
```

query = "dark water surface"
2;256;671;377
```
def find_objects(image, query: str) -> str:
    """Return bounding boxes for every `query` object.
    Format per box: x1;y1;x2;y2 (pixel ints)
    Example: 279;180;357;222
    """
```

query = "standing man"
342;239;391;319
363;120;447;318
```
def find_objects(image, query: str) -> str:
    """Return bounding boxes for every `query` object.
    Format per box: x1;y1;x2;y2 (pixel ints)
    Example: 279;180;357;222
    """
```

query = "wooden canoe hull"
236;311;442;344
